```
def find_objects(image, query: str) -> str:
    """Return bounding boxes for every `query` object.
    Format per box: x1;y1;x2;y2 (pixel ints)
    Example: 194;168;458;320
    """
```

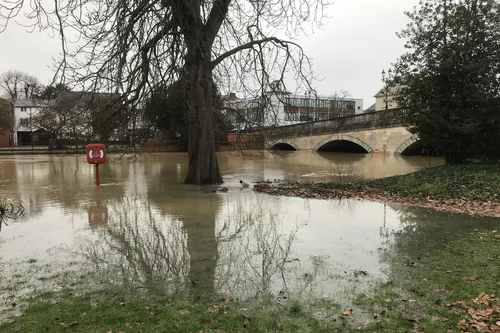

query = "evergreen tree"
395;0;500;163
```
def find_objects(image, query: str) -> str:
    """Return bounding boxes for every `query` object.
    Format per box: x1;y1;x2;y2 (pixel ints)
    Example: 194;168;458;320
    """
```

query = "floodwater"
0;151;499;321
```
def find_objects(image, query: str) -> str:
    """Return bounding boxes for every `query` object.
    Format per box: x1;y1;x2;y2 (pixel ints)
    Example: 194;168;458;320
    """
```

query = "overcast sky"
0;0;420;108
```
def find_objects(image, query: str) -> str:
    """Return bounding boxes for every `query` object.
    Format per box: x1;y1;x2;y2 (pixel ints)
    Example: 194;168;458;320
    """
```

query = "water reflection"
82;198;190;284
388;204;500;254
77;192;395;308
0;151;478;321
88;187;108;227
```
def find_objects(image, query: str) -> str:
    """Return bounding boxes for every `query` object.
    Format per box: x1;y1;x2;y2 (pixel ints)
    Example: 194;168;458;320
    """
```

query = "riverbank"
254;163;500;218
1;162;499;332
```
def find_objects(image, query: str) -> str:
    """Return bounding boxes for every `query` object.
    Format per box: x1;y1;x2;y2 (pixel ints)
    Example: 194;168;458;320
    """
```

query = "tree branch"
210;37;298;69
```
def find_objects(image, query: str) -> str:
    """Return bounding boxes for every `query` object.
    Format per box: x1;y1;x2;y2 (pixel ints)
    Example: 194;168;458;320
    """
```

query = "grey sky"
0;0;419;108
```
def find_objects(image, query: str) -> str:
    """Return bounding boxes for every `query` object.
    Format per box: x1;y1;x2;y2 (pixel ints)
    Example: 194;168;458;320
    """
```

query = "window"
300;114;312;122
285;112;299;121
19;118;29;126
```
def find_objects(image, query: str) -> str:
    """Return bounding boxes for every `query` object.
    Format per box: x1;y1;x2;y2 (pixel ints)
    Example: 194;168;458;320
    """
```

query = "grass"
0;282;347;333
365;163;500;201
354;224;500;333
272;162;500;202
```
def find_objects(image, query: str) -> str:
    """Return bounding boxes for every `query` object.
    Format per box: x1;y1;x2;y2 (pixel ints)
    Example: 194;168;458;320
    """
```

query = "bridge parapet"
261;109;404;139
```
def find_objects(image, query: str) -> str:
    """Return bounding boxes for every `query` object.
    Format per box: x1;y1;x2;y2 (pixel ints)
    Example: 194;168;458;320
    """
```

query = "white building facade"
225;87;363;130
11;99;50;146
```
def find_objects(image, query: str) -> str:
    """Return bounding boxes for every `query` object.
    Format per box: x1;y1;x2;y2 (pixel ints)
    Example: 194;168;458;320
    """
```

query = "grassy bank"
254;163;500;217
355;225;500;332
365;163;500;202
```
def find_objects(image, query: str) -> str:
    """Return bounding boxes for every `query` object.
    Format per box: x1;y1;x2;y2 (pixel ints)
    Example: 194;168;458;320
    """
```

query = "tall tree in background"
0;98;13;130
32;91;127;149
0;70;42;99
1;0;328;185
395;0;500;163
144;79;231;151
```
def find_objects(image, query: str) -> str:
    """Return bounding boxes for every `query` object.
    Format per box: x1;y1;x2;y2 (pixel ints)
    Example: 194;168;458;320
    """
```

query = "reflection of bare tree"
81;198;190;284
214;197;315;300
328;198;358;219
328;161;365;185
80;186;338;302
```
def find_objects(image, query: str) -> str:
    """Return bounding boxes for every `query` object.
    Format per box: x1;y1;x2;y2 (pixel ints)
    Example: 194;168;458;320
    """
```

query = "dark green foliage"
395;0;500;163
0;99;13;130
144;79;232;151
144;80;189;150
39;83;71;100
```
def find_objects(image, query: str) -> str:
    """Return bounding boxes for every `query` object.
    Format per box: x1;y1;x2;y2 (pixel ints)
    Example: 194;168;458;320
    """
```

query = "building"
225;82;363;129
0;97;14;147
374;85;401;111
11;98;50;145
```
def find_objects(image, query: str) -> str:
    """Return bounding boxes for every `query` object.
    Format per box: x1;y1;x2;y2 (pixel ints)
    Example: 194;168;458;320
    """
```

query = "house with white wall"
11;99;50;145
225;82;363;130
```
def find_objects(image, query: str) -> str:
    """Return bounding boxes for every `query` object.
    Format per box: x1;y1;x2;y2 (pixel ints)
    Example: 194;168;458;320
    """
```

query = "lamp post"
381;68;393;110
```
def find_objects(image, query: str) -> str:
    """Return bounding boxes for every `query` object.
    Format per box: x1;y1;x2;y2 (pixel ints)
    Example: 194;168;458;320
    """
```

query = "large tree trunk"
183;55;223;185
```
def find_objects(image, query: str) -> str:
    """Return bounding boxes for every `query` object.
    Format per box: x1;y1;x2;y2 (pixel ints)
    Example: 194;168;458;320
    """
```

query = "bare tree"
1;0;331;185
0;70;42;99
0;70;23;99
32;90;127;149
329;90;354;118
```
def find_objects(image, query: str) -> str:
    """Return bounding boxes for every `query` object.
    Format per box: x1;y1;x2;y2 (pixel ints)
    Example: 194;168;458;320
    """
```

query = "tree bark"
183;54;223;185
180;0;228;185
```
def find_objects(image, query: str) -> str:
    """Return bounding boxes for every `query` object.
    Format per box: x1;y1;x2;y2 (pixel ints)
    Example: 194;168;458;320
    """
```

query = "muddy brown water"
1;151;498;322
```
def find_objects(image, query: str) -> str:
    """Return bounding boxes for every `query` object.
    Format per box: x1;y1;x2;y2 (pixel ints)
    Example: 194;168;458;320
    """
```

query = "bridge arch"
396;135;420;154
313;134;374;153
269;139;299;151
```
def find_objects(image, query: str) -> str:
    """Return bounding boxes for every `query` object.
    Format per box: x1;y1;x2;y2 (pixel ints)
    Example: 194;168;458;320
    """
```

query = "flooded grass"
0;280;347;333
2;155;500;332
365;162;500;201
354;226;500;332
1;226;498;332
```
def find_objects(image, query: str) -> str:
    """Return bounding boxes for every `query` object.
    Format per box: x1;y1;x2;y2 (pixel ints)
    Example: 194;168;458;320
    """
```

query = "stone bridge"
262;109;421;154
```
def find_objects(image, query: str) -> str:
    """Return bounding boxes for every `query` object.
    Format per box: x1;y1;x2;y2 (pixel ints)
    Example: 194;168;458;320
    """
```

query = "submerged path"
253;184;500;218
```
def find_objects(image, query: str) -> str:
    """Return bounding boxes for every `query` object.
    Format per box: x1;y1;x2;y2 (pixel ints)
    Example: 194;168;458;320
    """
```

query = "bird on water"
240;180;250;187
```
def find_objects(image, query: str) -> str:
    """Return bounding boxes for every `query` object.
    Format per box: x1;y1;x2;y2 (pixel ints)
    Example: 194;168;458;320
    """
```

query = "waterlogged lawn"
366;163;500;201
2;220;499;333
355;217;500;333
0;282;349;333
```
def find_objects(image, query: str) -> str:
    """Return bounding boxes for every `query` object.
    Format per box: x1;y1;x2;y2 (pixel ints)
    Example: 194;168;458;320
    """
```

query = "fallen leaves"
453;293;500;332
59;321;77;328
253;184;500;217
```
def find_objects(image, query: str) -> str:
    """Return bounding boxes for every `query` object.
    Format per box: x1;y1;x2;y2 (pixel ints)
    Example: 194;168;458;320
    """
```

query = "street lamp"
381;68;393;110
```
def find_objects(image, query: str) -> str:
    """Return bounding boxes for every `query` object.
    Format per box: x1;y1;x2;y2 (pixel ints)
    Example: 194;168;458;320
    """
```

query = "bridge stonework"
270;127;413;153
265;110;417;153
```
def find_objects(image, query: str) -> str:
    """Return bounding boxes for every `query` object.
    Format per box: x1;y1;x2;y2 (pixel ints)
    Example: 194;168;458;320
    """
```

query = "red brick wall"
0;130;9;147
0;97;12;147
